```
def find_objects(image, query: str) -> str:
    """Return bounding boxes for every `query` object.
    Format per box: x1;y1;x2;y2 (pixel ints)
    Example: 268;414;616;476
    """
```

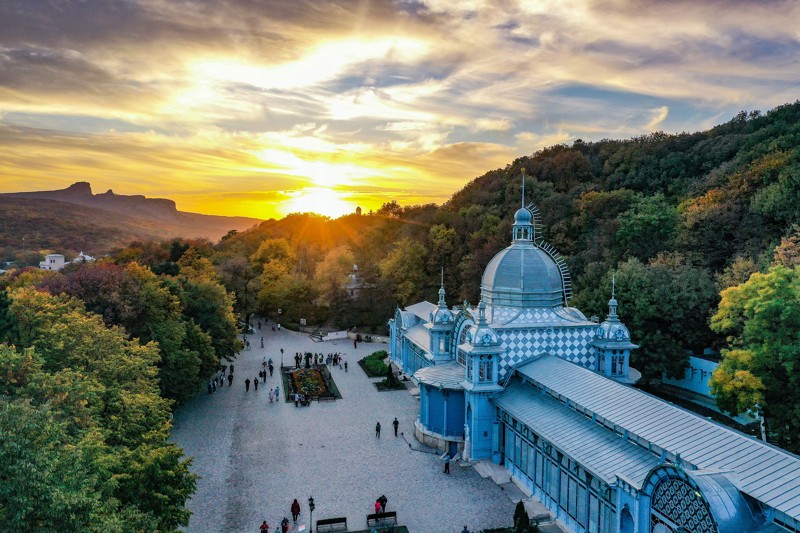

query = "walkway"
172;324;515;532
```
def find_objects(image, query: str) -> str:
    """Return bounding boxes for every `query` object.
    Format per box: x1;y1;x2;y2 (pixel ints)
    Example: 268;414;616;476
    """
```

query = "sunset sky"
1;1;799;219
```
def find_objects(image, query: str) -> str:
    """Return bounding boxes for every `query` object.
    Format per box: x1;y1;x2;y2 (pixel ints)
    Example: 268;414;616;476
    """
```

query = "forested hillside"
198;102;800;449
3;101;800;528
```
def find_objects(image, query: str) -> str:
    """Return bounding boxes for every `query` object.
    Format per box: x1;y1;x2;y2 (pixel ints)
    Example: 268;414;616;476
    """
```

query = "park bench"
316;516;348;532
366;511;397;527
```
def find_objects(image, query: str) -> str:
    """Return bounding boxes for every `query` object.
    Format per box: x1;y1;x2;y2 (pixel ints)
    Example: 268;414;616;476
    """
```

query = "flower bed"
283;366;342;400
359;350;389;377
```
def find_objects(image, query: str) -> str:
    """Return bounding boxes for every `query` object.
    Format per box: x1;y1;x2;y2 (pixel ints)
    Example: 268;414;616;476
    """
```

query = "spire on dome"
438;267;447;307
608;272;619;321
512;171;534;242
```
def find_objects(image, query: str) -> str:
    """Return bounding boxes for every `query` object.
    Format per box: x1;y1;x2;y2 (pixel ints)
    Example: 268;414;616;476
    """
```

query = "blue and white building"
388;189;800;533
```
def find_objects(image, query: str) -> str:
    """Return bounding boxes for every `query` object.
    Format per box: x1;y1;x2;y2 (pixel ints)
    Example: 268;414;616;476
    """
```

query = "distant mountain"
0;182;261;255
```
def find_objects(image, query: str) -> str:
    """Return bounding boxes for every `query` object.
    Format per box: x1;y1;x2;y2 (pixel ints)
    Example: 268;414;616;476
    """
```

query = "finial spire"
612;273;616;299
438;266;446;307
608;271;619;320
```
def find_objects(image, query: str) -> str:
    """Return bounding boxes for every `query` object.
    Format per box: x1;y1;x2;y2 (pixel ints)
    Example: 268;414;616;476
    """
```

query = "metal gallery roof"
493;379;659;488
513;355;800;520
404;324;431;353
405;301;436;323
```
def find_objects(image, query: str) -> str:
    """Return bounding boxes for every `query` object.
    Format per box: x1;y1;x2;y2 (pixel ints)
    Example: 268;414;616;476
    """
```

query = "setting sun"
281;187;357;218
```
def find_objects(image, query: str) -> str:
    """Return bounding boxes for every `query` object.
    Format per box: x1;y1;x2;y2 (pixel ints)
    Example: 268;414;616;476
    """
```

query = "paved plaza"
172;325;516;532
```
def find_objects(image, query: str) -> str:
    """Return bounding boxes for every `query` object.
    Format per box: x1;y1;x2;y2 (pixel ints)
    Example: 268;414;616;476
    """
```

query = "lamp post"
308;496;315;532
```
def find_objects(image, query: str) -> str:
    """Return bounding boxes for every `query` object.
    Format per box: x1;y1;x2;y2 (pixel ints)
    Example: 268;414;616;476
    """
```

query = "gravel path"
172;325;515;532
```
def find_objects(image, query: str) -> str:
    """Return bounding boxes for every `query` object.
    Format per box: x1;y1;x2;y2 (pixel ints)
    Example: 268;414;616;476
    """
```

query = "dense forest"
201;102;800;450
3;101;800;528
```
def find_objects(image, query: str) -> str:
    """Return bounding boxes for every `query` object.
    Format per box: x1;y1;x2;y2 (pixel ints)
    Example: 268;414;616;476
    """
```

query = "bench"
316;516;347;532
366;511;397;527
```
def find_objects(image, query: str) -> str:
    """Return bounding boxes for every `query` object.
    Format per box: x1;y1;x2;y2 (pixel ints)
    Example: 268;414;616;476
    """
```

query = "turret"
592;275;638;382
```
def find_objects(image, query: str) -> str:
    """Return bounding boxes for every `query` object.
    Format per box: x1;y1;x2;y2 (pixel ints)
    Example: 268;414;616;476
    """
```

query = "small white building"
39;254;66;271
71;251;95;265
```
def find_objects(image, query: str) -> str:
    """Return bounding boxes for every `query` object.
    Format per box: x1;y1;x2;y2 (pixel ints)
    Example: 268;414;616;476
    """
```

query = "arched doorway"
620;506;634;533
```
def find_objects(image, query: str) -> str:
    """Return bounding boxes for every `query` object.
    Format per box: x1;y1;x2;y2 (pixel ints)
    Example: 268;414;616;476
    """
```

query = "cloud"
1;0;800;218
645;106;670;131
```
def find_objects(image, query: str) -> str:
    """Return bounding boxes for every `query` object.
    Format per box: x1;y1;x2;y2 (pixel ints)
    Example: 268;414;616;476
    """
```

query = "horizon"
1;1;799;219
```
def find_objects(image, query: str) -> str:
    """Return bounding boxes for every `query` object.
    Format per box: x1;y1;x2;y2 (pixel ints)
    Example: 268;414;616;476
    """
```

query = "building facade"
388;189;800;533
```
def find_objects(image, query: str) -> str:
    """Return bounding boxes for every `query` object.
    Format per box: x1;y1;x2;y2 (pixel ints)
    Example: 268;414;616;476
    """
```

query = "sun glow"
281;187;356;218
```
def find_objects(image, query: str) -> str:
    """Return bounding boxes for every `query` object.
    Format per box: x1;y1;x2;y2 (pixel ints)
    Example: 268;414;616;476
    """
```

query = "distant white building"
39;254;66;271
39;251;95;271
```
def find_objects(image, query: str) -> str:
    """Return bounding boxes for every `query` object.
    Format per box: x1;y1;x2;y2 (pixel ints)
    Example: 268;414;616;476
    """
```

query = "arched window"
650;478;717;533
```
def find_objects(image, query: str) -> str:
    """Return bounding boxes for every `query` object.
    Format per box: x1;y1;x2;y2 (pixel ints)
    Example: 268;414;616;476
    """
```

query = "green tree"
573;256;717;380
616;194;679;261
710;265;800;452
379;238;429;306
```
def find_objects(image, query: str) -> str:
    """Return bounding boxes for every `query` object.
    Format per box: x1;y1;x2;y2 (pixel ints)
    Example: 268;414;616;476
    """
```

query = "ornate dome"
514;207;532;224
470;301;499;346
595;320;631;341
481;244;565;308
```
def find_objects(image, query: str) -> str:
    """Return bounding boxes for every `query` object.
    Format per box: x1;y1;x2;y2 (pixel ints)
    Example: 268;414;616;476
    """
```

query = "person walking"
269;362;274;377
444;453;451;474
260;520;269;532
392;417;399;437
375;421;381;437
378;495;387;513
207;381;213;394
245;378;251;392
462;526;470;533
374;499;381;514
275;385;280;402
294;393;299;407
228;373;233;386
254;376;259;391
261;337;264;348
269;389;274;403
281;517;289;533
344;360;348;372
290;499;300;522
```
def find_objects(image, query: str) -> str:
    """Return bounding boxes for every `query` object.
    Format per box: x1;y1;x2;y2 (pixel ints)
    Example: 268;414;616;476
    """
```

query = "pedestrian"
258;321;262;329
444;453;451;474
254;377;259;391
294;393;299;407
275;385;280;401
374;499;381;514
246;340;251;350
378;495;387;512
207;381;213;394
393;417;399;436
260;520;269;532
277;323;281;331
375;421;381;437
261;337;264;349
344;360;348;372
281;517;289;533
353;338;357;349
245;378;251;392
291;499;300;522
228;373;233;386
462;527;470;533
269;362;274;377
212;380;217;393
230;364;235;374
269;389;274;403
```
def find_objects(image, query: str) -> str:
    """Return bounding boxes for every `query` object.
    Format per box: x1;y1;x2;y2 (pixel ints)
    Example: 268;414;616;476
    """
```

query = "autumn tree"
710;265;800;452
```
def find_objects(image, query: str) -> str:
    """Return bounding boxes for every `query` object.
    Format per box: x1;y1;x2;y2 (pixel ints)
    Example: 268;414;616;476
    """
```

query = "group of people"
258;499;303;533
373;494;388;514
291;351;347;371
207;364;235;393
